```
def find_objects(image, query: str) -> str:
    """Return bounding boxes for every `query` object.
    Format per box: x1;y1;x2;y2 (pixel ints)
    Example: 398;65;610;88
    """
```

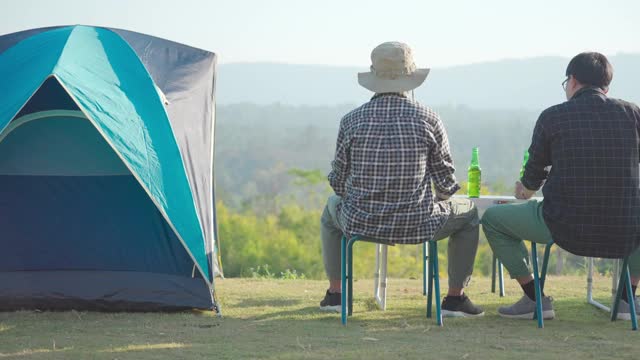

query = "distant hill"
217;54;640;110
213;54;640;207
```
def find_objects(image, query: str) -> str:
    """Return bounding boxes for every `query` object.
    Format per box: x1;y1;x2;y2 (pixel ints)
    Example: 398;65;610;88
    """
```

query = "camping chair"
491;255;505;297
422;243;501;298
341;235;442;326
423;245;505;298
527;240;638;330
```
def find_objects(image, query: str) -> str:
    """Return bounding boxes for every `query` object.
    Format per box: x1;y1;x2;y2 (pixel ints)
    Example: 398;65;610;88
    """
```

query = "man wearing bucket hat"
320;42;484;317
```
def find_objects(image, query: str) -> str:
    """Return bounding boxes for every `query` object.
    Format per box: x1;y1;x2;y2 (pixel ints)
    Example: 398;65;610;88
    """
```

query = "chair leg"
624;264;638;331
430;241;443;326
611;257;629;321
379;245;388;310
374;244;380;300
347;237;356;316
341;235;347;325
531;242;544;328
423;242;428;296
498;260;505;297
491;254;497;293
426;242;433;318
540;241;554;291
611;256;637;332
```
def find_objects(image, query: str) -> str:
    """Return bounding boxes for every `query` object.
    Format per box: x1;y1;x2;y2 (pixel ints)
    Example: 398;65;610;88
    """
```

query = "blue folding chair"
609;257;638;330
485;240;553;327
528;240;637;330
341;235;442;326
528;241;554;328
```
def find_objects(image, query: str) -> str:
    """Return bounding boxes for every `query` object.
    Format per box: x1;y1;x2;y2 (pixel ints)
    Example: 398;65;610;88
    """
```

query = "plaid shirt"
328;93;460;244
522;87;640;258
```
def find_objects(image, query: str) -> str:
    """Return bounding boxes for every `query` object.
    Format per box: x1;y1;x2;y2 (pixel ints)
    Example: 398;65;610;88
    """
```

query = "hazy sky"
1;0;638;67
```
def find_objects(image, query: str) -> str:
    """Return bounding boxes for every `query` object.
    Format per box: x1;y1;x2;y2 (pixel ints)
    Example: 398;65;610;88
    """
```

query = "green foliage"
219;187;494;280
217;201;324;278
218;168;609;280
287;168;326;186
247;264;307;280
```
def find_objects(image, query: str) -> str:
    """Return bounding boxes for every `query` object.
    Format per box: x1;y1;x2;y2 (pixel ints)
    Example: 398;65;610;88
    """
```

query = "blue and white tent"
0;25;220;311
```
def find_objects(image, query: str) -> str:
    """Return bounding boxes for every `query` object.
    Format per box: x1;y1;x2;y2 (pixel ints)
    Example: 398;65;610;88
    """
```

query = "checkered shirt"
328;93;460;244
522;87;640;258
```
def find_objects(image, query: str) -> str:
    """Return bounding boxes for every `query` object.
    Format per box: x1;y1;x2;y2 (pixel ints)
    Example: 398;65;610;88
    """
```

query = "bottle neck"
470;149;479;167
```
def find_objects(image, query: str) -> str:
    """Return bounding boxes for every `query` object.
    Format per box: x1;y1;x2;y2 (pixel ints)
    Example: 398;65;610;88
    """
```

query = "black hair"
565;52;613;90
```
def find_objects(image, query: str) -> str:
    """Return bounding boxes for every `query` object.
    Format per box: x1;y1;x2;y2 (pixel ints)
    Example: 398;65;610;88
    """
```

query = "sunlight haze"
1;0;639;68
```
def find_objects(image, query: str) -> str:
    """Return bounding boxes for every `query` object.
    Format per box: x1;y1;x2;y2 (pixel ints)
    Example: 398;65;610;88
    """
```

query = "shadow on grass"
234;298;302;308
226;293;638;332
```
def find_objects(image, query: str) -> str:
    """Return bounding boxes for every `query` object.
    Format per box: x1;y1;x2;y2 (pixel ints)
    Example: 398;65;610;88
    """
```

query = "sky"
1;0;639;68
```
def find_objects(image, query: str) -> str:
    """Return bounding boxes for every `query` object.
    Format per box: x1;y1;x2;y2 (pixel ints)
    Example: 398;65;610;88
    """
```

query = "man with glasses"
481;52;640;320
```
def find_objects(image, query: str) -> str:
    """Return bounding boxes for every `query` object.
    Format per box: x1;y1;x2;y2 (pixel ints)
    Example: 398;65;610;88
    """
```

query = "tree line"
215;104;615;279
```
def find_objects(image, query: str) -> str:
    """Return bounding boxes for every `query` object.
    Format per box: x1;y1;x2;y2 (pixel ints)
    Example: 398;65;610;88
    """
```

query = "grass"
0;275;639;359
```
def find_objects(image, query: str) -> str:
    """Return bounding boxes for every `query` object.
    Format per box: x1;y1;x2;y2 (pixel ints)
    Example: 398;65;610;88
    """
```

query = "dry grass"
0;275;639;359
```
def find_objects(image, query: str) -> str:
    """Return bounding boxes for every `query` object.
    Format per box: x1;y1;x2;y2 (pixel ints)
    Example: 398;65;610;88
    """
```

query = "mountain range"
216;54;640;110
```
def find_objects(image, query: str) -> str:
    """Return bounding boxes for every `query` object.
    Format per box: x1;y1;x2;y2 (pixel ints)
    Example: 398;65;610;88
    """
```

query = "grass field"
1;275;639;359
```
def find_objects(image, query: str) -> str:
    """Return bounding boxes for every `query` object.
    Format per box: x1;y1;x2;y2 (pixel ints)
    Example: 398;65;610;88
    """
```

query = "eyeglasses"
562;77;570;91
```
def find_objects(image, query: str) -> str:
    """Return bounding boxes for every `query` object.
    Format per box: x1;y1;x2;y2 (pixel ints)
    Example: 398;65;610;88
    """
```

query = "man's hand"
514;181;536;200
435;189;451;200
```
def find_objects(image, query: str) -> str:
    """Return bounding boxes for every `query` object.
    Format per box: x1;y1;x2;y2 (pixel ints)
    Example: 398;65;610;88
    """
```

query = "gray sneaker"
615;297;640;321
498;295;555;320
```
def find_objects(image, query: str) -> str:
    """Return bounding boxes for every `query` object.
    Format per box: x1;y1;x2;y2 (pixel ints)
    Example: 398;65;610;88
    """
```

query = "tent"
0;25;221;311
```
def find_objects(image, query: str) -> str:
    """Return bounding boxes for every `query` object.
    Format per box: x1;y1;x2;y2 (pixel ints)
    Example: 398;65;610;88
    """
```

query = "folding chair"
341;235;442;326
528;240;637;330
528;241;554;328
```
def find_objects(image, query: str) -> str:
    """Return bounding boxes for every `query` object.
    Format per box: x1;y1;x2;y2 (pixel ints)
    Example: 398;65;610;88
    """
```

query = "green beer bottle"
519;150;529;180
467;147;481;198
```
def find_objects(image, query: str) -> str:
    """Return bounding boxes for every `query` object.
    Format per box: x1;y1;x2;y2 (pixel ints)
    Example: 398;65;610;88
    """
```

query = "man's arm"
520;112;552;194
428;116;460;199
328;118;350;196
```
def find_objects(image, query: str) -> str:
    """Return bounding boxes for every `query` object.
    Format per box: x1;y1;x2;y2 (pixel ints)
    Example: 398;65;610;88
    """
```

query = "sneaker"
319;290;341;313
498;295;554;319
441;294;485;317
615;297;640;320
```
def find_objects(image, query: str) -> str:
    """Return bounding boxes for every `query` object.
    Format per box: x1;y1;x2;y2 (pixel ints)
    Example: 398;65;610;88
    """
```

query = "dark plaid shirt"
522;87;640;258
328;93;460;244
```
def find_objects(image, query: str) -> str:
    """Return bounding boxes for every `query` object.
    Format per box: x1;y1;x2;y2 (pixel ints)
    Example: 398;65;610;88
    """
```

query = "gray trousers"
320;195;480;288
